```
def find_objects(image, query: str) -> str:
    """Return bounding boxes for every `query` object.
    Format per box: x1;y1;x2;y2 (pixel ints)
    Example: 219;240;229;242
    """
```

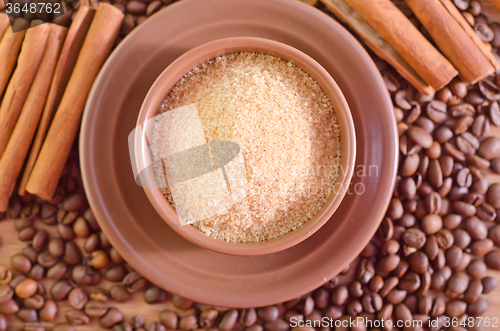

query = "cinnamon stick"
0;24;67;212
344;0;458;90
488;0;500;11
0;23;50;158
26;3;124;200
440;0;500;72
18;6;96;196
319;0;434;95
406;0;497;84
0;13;9;39
0;18;29;97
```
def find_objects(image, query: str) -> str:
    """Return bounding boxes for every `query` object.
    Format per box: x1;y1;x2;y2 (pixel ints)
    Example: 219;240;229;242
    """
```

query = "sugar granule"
155;52;342;242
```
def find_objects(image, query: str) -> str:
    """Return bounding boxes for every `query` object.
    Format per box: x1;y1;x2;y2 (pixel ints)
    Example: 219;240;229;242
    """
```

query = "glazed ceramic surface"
81;0;397;307
136;37;356;256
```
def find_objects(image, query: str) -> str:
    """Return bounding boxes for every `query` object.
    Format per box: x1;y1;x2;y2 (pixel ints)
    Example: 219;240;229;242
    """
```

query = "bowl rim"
135;36;356;255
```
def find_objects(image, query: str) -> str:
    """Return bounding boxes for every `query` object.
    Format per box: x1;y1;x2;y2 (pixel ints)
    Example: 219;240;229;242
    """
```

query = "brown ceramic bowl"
135;37;356;256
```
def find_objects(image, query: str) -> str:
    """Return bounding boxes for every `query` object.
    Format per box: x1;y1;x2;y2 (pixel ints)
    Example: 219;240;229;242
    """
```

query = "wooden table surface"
3;0;500;330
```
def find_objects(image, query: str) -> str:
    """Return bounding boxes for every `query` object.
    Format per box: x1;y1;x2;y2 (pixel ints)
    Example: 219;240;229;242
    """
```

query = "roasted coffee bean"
109;248;124;265
100;308;123;329
131;315;145;329
394;303;412;322
348;281;363;298
38;300;57;322
57;209;78;225
454;115;474;134
144;285;167;304
360;241;377;257
0;285;13;305
47;262;68;280
68;288;88;310
421;214;442;234
123;272;146;293
401;154;420;177
471;238;494;256
66;309;90;325
453;201;476;216
387;199;403;220
73;217;89;238
63;241;82;266
492;158;500;173
11;254;31;274
487;183;500;209
381;240;400;256
456;167;473;187
15;278;38;298
468;297;488;316
466;261;485;285
444;142;467;162
10;274;27;288
479;79;500;101
21;246;38;264
399;177;416;199
473;115;491;139
40;204;58;225
482;276;498;293
464;216;487;239
32;230;49;252
409;251;428;274
0;299;19;315
84;300;108;317
403;228;426;249
62;193;87;211
436;228;454;249
148;322;166;331
19;227;36;241
104;265;127;283
0;268;12;286
48;238;65;258
84;234;100;253
57;224;74;241
476;203;496;221
426;100;448;123
453;0;470;11
238;308;256;327
110;285;130;303
454;228;471;249
393;260;409;278
423;235;438;260
398;271;420;292
377;254;400;273
416;117;435;134
485;250;500;269
464;278;483;304
217;309;237;331
37;250;58;268
17;308;37;322
435;126;453;144
446;271;469;298
446;299;467;318
446;245;463;269
418;295;433;315
430;296;446;317
443;213;461;229
24;294;44;310
330;285;348;305
51;280;73;301
478;136;500;160
160;310;178;329
369;275;384;293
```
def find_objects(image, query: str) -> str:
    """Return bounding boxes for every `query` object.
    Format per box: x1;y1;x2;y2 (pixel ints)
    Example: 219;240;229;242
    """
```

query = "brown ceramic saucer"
80;0;397;307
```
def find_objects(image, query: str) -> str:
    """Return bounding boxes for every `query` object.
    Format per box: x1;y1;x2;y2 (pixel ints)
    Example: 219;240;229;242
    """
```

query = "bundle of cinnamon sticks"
320;0;500;95
0;4;124;212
